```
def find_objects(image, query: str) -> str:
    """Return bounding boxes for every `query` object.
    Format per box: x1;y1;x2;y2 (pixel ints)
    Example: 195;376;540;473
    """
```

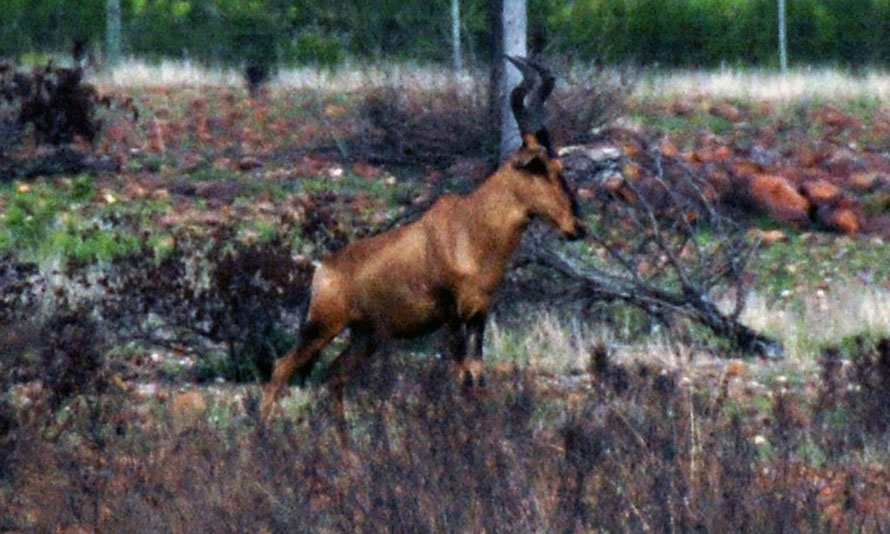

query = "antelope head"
505;55;585;241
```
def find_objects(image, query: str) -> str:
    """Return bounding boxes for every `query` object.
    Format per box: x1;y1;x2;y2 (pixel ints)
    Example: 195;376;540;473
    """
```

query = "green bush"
5;0;890;68
282;31;344;67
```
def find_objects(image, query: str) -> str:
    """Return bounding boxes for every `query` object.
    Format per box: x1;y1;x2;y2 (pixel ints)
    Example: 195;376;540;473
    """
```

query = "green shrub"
8;0;890;67
283;31;344;67
70;173;95;202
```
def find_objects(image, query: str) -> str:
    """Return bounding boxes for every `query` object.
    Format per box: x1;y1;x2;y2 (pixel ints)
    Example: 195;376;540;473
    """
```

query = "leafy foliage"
7;0;890;67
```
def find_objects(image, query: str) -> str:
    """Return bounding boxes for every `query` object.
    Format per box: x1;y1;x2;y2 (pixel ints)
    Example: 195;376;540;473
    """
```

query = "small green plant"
2;183;63;253
70;174;95;202
0;177;148;263
45;226;141;263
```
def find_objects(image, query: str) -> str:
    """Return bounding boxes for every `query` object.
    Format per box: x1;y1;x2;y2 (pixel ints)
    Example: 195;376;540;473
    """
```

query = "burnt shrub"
0;61;137;181
100;227;312;383
5;355;890;531
545;61;632;146
353;63;629;166
0;62;103;146
0;303;107;412
357;81;493;165
827;335;890;436
0;254;39;325
0;398;13;482
198;233;309;382
809;334;890;459
0;297;109;519
40;308;107;410
0;256;39;480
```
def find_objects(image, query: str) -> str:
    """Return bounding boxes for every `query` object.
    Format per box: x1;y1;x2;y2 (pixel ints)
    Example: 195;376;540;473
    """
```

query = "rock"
622;162;644;181
816;205;862;235
709;102;743;122
800;179;842;205
669;100;695;116
237;156;263;171
850;172;884;192
748;228;788;244
706;169;732;199
822;148;866;177
749;174;811;225
816;107;863;130
352;161;384;180
601;173;637;203
659;138;679;158
730;159;761;179
559;143;622;162
195;180;241;206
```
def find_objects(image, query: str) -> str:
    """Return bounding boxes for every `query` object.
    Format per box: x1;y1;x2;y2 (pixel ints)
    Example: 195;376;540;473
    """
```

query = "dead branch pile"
515;134;783;358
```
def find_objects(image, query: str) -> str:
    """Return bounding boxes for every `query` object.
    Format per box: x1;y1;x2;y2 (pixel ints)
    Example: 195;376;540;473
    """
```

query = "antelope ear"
513;147;548;175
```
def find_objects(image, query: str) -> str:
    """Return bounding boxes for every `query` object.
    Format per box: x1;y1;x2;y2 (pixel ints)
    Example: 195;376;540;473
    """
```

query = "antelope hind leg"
262;321;336;420
325;329;375;445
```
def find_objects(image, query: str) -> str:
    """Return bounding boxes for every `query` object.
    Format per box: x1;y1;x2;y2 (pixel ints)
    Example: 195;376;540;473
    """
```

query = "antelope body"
263;57;584;420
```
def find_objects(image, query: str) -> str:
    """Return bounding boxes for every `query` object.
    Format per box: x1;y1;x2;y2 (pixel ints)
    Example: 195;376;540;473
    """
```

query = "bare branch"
513;133;782;359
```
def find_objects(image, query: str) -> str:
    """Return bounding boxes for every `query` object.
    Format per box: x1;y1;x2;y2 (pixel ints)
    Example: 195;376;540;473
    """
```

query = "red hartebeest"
262;57;585;421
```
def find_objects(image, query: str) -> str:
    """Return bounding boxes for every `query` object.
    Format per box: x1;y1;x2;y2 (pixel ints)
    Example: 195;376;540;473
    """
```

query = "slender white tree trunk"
778;0;787;72
451;0;462;71
106;0;122;67
490;0;527;163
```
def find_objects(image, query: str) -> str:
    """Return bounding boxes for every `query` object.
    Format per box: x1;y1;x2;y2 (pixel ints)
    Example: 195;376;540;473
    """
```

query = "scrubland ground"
3;61;890;532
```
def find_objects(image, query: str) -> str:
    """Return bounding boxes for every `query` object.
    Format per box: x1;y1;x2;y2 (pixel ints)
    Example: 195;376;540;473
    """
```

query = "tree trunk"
106;0;122;68
490;0;527;164
778;0;788;72
451;0;462;71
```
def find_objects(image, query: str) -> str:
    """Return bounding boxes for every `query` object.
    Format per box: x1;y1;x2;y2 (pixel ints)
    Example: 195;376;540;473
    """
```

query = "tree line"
2;0;890;68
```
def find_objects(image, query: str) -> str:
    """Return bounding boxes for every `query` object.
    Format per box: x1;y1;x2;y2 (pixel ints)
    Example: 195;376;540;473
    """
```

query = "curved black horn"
506;55;539;135
527;58;555;105
505;55;553;138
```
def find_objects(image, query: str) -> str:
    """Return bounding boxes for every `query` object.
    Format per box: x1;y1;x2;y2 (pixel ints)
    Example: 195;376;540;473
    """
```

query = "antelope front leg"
463;313;487;388
447;319;476;388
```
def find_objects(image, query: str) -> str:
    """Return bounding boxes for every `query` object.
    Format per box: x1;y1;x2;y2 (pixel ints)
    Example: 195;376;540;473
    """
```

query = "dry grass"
487;284;890;378
635;67;890;104
742;285;890;361
5;269;890;531
487;311;687;374
96;58;247;88
6;323;890;532
92;58;482;93
95;59;890;107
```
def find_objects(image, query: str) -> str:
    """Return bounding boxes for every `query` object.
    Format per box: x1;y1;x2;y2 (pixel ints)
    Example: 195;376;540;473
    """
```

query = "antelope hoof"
261;384;285;420
460;367;487;392
461;370;474;389
476;372;487;388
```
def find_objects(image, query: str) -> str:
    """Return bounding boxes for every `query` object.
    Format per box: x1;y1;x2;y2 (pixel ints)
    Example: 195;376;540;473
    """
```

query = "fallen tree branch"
514;137;783;359
515;238;782;359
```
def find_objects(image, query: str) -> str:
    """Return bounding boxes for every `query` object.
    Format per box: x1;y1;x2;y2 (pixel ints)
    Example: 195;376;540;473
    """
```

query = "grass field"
3;60;890;531
93;58;890;104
